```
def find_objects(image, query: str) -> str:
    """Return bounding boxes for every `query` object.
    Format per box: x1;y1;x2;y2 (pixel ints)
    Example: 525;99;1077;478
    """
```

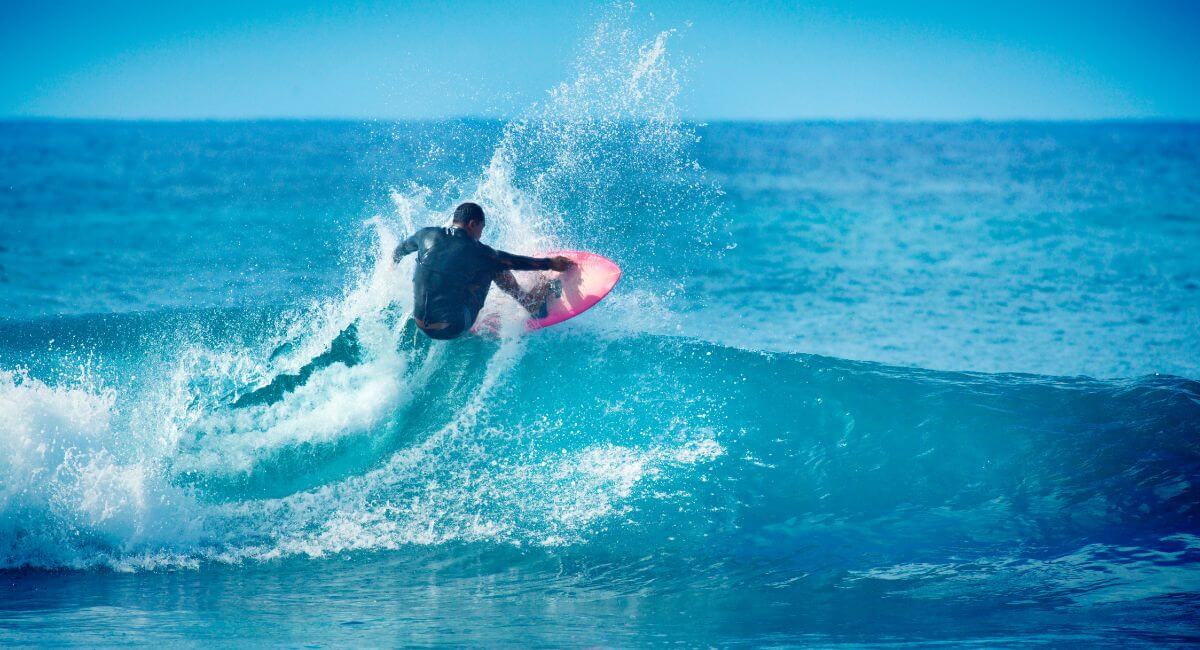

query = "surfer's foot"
528;278;562;319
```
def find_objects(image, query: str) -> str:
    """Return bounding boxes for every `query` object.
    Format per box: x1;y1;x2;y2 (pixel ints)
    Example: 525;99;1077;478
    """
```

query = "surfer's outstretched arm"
486;246;576;272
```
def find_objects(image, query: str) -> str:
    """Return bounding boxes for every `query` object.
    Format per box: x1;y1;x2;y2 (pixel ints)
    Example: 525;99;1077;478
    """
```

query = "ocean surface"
3;21;1200;648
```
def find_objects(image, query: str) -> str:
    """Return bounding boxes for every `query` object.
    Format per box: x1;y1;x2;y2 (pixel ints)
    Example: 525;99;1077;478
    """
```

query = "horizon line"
3;115;1200;125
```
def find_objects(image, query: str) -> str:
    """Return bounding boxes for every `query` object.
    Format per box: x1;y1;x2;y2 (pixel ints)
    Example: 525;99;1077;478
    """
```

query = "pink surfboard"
527;250;621;330
473;250;621;333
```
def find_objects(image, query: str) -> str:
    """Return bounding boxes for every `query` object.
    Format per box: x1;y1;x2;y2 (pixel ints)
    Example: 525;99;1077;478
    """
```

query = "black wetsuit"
393;226;554;339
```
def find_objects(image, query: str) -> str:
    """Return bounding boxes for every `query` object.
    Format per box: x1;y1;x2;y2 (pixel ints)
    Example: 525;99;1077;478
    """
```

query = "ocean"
2;23;1200;648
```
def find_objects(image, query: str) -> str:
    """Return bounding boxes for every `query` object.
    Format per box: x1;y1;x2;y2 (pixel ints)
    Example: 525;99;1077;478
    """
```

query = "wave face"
2;7;1200;646
3;315;1198;573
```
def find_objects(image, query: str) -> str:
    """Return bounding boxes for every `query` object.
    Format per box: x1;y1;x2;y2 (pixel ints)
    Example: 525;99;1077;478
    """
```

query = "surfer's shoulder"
409;226;443;244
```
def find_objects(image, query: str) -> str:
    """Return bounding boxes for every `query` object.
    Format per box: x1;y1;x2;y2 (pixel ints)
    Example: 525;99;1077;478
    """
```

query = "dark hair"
452;202;485;225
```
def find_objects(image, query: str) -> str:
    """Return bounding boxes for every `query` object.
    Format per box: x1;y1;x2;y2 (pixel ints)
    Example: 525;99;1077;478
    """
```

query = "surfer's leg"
493;270;526;302
522;277;560;319
494;270;557;316
494;270;536;311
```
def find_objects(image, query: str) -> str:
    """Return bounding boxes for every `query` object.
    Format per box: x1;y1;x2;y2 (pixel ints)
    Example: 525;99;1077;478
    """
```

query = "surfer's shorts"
416;306;475;340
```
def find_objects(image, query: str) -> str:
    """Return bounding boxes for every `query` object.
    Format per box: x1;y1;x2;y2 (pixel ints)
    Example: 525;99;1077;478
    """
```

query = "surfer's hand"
549;256;575;272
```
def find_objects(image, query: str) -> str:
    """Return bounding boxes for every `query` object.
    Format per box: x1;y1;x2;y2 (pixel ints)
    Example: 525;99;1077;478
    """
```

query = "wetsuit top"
393;226;554;328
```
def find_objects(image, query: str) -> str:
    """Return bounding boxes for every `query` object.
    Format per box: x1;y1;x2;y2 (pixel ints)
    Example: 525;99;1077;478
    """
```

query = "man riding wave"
393;202;573;340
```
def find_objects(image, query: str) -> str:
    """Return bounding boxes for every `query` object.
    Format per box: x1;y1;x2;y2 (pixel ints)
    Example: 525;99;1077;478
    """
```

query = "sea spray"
0;7;725;570
482;4;724;285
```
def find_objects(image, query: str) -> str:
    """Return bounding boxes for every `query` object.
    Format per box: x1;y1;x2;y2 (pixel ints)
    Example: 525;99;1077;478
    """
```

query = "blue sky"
2;0;1198;120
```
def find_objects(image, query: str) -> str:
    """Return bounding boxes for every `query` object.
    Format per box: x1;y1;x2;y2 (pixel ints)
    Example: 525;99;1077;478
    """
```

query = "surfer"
393;202;574;340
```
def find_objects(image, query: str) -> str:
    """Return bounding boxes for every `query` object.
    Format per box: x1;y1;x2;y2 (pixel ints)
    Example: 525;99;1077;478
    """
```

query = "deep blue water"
3;32;1200;648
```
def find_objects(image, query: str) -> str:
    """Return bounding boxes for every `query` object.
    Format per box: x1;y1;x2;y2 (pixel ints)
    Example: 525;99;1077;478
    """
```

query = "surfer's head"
452;202;486;240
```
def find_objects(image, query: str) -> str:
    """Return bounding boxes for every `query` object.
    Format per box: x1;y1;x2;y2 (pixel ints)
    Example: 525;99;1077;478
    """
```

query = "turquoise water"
2;20;1200;648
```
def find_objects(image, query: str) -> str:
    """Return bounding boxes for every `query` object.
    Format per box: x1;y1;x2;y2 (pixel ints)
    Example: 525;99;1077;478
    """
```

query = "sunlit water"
2;11;1199;647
